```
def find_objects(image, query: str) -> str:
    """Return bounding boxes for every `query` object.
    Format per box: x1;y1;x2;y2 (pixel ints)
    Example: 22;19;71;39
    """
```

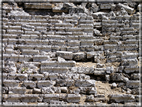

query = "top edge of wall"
1;0;141;3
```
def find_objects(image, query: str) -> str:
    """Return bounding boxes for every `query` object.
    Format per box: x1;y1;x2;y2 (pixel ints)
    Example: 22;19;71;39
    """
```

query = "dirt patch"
95;81;125;100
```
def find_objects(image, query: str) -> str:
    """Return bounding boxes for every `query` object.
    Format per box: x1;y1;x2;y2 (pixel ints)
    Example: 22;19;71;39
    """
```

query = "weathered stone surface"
2;1;140;105
117;3;134;14
37;80;56;88
3;80;19;87
73;52;86;61
109;94;135;103
56;51;73;60
126;80;139;88
29;74;44;81
43;94;59;102
75;80;95;87
66;94;81;103
9;87;26;94
20;94;39;102
23;81;36;89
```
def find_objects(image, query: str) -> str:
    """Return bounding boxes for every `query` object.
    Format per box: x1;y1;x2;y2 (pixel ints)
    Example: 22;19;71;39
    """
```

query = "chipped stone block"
111;73;128;82
56;51;73;60
56;79;74;87
87;52;96;59
71;67;94;74
41;61;58;67
67;40;80;47
16;74;28;81
3;95;21;102
122;58;138;66
126;80;139;88
43;94;59;102
94;68;105;75
7;74;17;80
75;80;95;87
66;94;81;103
42;87;61;94
9;26;21;30
3;80;19;87
49;40;65;46
73;52;86;61
61;87;68;93
9;87;26;94
79;20;93;24
89;87;97;95
58;61;76;67
80;40;94;46
23;81;36;89
7;30;23;34
124;66;139;73
29;74;44;81
33;88;41;94
48;73;59;80
79;35;93;40
3;73;7;80
20;94;39;102
5;49;14;54
9;54;19;62
86;95;94;102
131;73;140;80
33;55;49;62
37;80;56;88
22;49;39;55
121;52;138;59
117;3;134;14
109;94;135;103
52;67;69;74
67;46;79;53
100;3;111;9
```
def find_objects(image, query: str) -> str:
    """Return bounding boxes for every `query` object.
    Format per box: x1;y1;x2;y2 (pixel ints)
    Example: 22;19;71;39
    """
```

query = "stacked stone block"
2;1;141;106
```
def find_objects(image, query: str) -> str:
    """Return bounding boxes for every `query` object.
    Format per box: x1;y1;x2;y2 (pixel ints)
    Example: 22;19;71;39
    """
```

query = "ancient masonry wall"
1;0;141;106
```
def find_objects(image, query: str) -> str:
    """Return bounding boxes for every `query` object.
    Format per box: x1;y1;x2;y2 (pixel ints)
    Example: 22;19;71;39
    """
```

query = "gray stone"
126;80;139;88
111;83;117;88
94;29;102;36
111;73;129;82
86;95;94;102
66;94;81;103
109;94;135;103
75;80;95;87
37;80;56;88
3;94;21;102
94;68;105;75
131;73;140;80
122;58;138;66
3;80;19;87
61;87;68;93
48;73;58;80
9;87;26;94
58;61;76;67
23;81;36;89
29;74;44;81
117;3;134;14
20;94;39;102
43;94;59;102
56;51;73;60
73;52;86;61
57;57;66;62
33;88;41;94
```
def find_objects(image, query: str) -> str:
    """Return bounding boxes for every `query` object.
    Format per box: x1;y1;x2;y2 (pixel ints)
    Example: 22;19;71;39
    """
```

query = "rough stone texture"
2;1;140;106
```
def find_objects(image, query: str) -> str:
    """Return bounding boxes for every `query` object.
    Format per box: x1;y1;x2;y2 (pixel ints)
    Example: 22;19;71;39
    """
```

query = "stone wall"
2;0;141;106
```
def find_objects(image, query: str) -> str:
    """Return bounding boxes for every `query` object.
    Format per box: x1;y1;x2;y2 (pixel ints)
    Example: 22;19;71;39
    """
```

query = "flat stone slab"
56;51;73;60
